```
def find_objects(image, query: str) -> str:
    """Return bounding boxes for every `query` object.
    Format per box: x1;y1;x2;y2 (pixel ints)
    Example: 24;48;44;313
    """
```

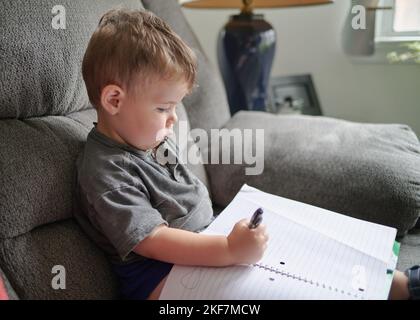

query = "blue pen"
248;208;264;229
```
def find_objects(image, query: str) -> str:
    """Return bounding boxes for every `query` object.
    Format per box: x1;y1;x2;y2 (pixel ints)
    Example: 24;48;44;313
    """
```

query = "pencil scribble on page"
180;268;203;290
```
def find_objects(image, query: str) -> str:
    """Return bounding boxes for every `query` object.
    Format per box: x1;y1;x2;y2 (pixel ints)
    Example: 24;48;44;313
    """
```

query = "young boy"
74;8;419;300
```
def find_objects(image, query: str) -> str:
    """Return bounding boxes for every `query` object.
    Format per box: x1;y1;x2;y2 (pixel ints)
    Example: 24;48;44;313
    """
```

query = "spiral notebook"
159;184;399;300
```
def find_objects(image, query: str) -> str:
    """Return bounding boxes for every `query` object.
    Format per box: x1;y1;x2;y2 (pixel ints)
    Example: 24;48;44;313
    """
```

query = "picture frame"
267;74;322;116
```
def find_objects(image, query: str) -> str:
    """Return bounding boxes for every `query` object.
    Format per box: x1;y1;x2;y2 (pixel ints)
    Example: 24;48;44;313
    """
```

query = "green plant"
387;42;420;64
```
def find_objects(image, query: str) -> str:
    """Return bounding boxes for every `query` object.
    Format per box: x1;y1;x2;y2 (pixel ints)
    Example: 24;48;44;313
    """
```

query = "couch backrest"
0;0;221;299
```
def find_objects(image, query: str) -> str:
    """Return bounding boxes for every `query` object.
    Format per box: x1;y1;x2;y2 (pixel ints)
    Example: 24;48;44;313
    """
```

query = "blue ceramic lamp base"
217;12;276;115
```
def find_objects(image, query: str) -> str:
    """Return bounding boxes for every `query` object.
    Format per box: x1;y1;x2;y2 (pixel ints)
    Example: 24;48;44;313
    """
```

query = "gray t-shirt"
74;123;214;265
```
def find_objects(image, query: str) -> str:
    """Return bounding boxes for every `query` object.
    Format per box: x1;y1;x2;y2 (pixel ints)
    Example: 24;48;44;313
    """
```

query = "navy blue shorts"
112;258;174;300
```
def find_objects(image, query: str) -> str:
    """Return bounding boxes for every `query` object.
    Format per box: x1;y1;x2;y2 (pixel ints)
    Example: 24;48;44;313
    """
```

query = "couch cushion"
0;0;144;119
206;111;420;236
0;219;117;299
0;109;96;239
142;0;231;133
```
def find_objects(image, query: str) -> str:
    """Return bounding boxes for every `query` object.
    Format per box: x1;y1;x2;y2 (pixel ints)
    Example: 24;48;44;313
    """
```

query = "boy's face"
106;78;189;151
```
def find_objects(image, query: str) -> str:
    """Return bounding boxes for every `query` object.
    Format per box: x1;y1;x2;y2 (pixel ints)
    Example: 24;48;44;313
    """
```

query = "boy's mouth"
164;128;174;138
156;129;171;138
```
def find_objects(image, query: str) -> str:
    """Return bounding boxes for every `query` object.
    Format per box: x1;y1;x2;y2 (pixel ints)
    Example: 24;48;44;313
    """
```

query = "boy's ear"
100;84;125;115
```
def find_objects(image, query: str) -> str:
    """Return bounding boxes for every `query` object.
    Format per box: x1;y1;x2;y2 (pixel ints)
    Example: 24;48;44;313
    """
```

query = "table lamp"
181;0;333;115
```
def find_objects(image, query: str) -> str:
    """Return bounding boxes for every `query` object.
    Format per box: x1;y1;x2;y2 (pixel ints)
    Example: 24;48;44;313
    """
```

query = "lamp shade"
180;0;333;9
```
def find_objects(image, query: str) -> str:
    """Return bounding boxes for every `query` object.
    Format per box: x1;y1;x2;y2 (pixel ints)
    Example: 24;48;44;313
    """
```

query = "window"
376;0;420;42
394;0;420;32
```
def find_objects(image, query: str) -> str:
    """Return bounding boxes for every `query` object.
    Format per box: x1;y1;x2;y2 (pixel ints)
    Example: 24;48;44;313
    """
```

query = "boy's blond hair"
82;8;197;109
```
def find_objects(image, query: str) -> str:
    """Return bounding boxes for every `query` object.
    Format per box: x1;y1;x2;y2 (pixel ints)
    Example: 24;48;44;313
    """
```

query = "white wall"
181;1;420;136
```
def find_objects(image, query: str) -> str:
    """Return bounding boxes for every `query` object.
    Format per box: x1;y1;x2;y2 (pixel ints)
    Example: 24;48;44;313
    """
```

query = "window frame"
375;0;420;43
349;0;420;64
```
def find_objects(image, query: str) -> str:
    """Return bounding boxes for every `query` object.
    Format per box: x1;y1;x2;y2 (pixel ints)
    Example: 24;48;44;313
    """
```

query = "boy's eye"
157;104;177;113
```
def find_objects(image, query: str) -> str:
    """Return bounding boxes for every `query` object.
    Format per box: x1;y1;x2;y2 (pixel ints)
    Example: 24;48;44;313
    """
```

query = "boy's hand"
227;218;269;265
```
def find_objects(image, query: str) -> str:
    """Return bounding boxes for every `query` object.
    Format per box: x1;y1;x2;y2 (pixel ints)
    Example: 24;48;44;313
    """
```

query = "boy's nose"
168;110;178;124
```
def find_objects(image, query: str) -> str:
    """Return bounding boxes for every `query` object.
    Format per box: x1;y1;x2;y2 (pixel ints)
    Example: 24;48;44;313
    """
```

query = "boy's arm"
134;219;268;267
133;224;235;267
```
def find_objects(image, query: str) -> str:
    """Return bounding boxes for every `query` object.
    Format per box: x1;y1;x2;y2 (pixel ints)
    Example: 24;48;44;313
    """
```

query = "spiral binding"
253;263;364;299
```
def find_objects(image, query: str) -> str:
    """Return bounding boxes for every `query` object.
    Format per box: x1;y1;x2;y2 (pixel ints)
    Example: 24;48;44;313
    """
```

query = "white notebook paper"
160;184;398;300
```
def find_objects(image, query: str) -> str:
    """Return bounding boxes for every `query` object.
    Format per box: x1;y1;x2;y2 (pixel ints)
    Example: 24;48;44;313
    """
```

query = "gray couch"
0;0;419;299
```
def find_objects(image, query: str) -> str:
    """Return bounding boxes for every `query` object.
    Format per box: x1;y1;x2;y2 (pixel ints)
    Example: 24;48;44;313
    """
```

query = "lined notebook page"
237;184;397;264
159;185;396;300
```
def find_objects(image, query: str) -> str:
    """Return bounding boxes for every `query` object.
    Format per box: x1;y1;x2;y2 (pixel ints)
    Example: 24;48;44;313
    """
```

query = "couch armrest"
205;111;420;236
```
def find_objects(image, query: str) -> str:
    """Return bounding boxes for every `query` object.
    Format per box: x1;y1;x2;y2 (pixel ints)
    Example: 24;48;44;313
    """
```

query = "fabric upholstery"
0;0;144;118
0;219;117;299
0;110;95;239
206;111;420;236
